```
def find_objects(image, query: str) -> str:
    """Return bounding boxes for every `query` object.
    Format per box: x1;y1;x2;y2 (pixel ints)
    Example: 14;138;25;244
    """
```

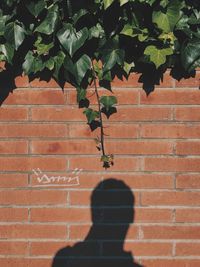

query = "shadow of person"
52;178;143;267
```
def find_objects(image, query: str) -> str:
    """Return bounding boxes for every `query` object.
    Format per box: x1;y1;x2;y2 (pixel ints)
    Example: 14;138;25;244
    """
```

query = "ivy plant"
0;0;200;167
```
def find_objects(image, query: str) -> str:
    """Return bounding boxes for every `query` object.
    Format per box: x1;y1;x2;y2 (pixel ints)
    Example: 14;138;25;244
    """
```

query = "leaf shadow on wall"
52;178;143;267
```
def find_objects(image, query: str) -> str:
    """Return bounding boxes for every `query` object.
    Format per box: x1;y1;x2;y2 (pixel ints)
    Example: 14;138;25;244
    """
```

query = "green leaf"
153;11;171;33
77;87;86;102
167;0;183;30
35;5;58;35
100;95;117;111
124;62;135;75
45;57;54;70
53;51;65;80
153;1;183;33
57;23;89;57
83;108;99;123
181;40;200;72
22;51;35;75
4;22;26;50
26;0;46;17
34;36;53;56
103;49;124;72
120;0;129;6
144;45;173;68
75;54;91;84
104;0;115;9
22;51;44;75
0;43;14;63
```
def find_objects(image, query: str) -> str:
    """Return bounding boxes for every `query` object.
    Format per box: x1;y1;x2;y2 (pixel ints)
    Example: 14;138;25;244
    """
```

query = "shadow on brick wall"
52;178;143;267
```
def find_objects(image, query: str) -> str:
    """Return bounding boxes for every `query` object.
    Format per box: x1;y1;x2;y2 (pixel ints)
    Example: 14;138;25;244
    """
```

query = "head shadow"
52;178;143;267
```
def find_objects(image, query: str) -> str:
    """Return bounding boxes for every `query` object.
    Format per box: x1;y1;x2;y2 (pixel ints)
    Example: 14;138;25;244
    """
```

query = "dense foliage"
0;0;200;166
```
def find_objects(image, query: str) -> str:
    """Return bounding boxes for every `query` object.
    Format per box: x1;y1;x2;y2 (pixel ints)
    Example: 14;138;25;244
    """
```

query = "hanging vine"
0;0;200;167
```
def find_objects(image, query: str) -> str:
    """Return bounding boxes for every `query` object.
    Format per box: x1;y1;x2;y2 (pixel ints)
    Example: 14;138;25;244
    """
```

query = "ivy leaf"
22;51;35;75
100;95;117;111
53;51;65;80
77;87;86;103
75;54;91;84
144;45;173;68
0;43;14;64
120;0;129;6
104;0;115;9
35;5;58;35
153;0;183;33
124;62;135;75
22;51;44;75
153;11;171;33
26;0;46;18
83;108;99;124
103;49;124;72
0;14;9;36
57;23;89;57
181;40;200;72
4;22;26;50
45;57;54;70
34;36;53;56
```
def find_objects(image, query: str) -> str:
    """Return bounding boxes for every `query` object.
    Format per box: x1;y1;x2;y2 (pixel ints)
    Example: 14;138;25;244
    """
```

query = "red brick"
0;157;66;171
30;172;101;189
176;209;200;223
0;241;28;255
141;89;200;104
176;243;200;256
31;140;98;154
0;208;28;222
134;208;172;222
69;157;140;171
0;174;28;188
56;173;172;190
0;190;66;205
0;141;28;154
142;225;200;239
31;107;84;121
175;72;200;87
0;224;67;239
141;191;200;206
31;241;70;256
70;224;92;239
70;224;139;240
31;208;90;222
67;88;139;105
141;259;200;267
176;141;200;155
109;107;172;121
176;174;200;189
141;124;200;138
0;107;28;121
106;141;173;155
30;78;60;88
14;76;29;87
0;124;68;138
69;123;139;138
115;174;173;189
112;73;141;87
175;107;200;121
144;157;200;172
0;258;51;267
124;242;172;256
4;89;65;105
70;190;140;206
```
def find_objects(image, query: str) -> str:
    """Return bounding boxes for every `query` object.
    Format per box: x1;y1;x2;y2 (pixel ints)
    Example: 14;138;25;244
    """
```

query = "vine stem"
91;61;106;157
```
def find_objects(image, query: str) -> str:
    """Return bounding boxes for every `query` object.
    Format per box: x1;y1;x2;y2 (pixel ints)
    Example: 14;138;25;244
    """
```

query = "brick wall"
0;72;200;267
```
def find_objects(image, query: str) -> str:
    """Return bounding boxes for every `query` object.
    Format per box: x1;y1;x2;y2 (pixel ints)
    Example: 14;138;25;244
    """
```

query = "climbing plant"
0;0;200;167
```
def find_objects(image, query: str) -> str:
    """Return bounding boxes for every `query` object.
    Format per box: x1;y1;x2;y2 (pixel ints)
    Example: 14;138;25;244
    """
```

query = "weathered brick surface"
0;73;200;266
